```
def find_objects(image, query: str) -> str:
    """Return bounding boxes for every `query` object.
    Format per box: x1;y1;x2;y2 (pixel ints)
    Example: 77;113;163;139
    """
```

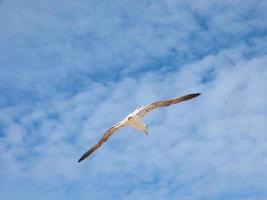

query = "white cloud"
0;0;267;199
1;0;266;102
1;39;267;199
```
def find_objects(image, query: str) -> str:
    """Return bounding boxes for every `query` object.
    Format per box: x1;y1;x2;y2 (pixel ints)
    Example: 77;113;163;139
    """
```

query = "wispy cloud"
0;0;267;199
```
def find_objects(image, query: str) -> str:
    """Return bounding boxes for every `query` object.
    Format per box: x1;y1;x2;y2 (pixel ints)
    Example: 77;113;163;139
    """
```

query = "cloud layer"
0;0;267;199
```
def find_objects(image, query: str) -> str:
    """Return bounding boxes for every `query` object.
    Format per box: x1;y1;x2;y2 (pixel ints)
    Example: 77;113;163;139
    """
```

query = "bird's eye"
128;117;133;120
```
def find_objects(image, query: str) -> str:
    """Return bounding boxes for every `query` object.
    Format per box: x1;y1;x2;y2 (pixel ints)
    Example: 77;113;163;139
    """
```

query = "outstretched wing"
137;93;201;117
78;121;127;162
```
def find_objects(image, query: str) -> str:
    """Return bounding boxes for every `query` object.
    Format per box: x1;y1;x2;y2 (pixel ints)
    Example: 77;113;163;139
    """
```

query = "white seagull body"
78;93;201;162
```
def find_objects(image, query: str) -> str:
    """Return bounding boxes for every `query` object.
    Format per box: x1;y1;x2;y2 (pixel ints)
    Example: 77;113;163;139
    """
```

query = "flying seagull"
78;93;201;162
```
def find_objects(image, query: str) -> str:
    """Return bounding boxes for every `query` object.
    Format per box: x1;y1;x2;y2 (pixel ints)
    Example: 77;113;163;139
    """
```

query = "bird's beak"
145;130;149;135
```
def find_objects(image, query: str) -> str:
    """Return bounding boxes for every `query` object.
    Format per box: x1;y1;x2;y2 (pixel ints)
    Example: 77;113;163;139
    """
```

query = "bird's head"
127;116;134;121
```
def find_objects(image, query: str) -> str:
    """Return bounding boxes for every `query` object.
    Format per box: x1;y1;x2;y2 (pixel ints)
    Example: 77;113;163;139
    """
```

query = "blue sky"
0;0;267;199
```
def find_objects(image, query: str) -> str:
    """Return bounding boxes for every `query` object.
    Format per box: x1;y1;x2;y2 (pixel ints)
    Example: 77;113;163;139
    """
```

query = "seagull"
78;93;201;162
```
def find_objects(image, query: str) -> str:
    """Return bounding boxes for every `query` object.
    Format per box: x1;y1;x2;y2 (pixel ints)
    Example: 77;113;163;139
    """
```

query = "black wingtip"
178;93;201;102
184;93;201;100
192;93;201;97
77;155;85;163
